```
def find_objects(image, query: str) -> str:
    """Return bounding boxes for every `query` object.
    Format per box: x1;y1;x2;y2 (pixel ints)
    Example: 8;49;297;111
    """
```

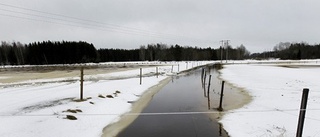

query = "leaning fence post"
80;67;84;100
207;75;212;109
296;88;309;137
218;81;225;111
201;68;205;83
202;69;207;97
203;70;207;88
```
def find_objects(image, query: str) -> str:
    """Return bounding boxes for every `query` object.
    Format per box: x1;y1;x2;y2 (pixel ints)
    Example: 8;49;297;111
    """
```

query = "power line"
0;10;172;39
0;12;181;41
0;2;177;38
0;2;217;46
0;3;160;35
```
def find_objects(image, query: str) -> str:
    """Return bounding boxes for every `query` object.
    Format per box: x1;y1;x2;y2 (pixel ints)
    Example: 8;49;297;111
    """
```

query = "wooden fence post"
140;68;142;85
202;69;207;97
80;67;84;100
186;62;188;69
207;75;212;109
218;81;225;111
156;67;158;78
201;68;205;83
171;65;173;73
203;70;207;88
296;88;309;137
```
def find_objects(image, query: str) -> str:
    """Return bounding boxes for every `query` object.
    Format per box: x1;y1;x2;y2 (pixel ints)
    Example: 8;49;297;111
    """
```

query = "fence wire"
1;108;320;121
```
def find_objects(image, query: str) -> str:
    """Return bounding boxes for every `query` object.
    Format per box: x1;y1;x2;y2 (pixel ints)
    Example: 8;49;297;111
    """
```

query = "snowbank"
219;63;320;136
0;61;213;137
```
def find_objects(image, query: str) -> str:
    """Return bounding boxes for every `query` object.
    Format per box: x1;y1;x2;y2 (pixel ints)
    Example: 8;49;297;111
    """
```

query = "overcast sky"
1;0;319;53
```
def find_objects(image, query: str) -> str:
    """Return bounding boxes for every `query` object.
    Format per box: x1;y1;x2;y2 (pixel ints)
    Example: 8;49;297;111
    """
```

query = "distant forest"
251;42;320;60
0;41;251;65
1;41;319;65
0;41;97;65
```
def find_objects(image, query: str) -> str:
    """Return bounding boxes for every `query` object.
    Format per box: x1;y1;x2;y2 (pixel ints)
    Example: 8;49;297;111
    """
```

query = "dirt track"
0;63;162;84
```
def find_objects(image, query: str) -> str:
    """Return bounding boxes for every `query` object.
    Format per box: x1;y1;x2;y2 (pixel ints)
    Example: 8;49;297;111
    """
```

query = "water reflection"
118;67;229;137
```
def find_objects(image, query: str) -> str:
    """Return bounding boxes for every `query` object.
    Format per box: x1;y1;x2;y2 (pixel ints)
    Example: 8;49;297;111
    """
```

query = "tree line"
0;41;97;65
97;43;250;62
0;41;250;65
250;42;320;60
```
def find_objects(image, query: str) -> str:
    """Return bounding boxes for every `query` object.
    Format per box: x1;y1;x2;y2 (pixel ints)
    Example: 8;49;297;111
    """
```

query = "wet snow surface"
0;61;207;137
219;60;320;136
1;60;320;136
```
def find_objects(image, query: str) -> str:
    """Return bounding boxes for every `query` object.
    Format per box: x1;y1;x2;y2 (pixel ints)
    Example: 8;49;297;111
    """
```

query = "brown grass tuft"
63;109;82;113
65;115;77;120
98;94;105;98
106;95;114;98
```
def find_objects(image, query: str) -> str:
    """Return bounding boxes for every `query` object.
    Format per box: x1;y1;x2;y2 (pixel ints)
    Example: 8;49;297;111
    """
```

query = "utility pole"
221;40;230;63
220;41;224;63
225;40;230;63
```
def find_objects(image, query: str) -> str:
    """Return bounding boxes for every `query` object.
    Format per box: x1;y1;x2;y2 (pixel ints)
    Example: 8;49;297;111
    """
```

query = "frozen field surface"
219;61;320;136
0;61;209;137
1;60;320;137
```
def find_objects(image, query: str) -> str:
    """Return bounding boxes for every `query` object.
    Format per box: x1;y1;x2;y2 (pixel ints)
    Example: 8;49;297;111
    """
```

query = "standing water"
116;66;248;137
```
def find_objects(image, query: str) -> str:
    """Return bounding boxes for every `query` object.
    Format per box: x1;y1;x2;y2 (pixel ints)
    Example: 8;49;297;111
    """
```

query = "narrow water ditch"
116;66;249;137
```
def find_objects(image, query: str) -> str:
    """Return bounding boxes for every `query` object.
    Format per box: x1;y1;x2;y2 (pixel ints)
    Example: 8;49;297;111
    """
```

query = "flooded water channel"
117;66;248;137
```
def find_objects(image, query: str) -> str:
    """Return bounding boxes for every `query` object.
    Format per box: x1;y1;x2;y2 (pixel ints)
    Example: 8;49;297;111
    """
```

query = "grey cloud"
1;0;320;53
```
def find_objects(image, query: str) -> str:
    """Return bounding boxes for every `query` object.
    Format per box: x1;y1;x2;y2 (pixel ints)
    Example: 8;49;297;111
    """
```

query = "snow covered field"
0;61;210;137
1;60;320;137
219;60;320;136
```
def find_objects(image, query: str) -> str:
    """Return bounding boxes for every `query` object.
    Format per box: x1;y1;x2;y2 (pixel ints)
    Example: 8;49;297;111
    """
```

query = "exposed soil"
0;63;162;84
